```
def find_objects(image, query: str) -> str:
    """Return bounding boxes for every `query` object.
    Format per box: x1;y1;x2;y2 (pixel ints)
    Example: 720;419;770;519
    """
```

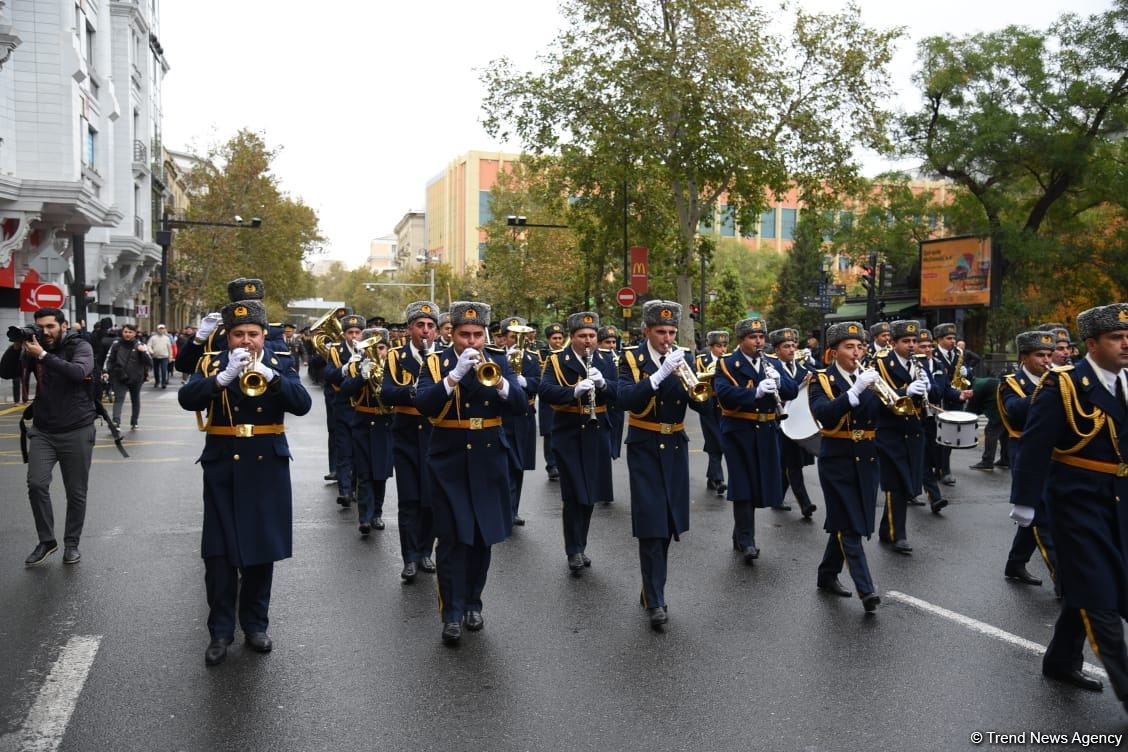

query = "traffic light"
879;263;894;292
860;264;876;292
690;303;700;321
72;283;96;308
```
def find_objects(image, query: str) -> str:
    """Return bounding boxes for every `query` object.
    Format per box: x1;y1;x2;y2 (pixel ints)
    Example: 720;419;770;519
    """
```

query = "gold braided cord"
1056;373;1106;455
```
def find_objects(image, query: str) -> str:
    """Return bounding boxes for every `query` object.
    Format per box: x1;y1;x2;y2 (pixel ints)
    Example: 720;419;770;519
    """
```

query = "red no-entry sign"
616;287;637;307
29;282;66;310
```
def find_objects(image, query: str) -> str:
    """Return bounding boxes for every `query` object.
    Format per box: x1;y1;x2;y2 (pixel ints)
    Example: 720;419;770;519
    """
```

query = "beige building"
393;210;426;267
366;234;397;273
425;150;521;275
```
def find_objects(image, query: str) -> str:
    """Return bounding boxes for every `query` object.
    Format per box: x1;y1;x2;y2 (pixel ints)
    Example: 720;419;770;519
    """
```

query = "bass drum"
781;382;822;455
936;410;979;448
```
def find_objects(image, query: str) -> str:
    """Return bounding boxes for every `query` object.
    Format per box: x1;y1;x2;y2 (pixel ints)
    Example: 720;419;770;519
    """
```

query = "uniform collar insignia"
1082;375;1090;387
638;354;645;363
443;359;449;367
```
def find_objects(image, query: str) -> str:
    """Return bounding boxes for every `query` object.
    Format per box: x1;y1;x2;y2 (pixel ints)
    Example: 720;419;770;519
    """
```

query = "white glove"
517;374;527;388
960;366;969;377
1009;505;1035;527
216;347;250;387
196;312;221;341
907;378;928;398
850;369;880;398
360;360;375;380
348;350;364;364
588;366;605;388
764;364;781;382
574;379;595;398
650;348;683;387
755;378;779;399
252;357;276;383
449;347;479;383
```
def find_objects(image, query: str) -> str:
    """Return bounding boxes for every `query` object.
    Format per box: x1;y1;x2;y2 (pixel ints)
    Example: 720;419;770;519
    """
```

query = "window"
720;205;735;237
84;22;95;66
759;209;776;239
478;191;492;224
81;118;96;169
780;208;797;241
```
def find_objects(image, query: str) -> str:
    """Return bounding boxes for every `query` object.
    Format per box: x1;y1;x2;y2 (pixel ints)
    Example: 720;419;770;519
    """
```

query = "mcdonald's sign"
630;246;649;294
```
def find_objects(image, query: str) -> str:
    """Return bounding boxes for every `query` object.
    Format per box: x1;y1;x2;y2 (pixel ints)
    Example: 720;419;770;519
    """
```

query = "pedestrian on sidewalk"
148;324;173;388
104;324;152;430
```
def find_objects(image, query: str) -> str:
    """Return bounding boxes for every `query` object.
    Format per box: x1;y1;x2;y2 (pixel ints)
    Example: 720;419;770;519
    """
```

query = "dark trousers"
731;501;757;548
324;393;336;473
436;525;491;623
1007;524;1058;578
1044;607;1128;708
939;445;952;476
706;451;724;485
543;436;556;471
818;532;875;596
331;412;354;497
110;380;142;426
204;556;273;640
397;496;426;564
980;420;1003;464
152;357;169;387
639;536;672;609
356;478;386;526
879;491;908;542
562;498;594;555
509;458;525;518
27;424;96;547
782;459;812;509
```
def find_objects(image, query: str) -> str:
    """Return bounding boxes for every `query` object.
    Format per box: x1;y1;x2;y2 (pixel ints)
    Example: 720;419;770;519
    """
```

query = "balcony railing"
133;139;147;163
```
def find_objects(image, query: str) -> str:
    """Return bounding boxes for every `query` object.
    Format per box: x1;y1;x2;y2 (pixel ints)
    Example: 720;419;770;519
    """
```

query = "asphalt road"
0;374;1125;752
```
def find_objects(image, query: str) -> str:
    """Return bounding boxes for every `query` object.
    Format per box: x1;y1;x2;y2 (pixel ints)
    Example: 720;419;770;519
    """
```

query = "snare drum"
936;410;979;448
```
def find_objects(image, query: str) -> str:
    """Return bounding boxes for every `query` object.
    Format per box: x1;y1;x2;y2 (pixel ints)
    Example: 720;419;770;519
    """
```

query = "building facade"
424;150;520;275
0;0;167;331
393;209;425;268
366;234;396;273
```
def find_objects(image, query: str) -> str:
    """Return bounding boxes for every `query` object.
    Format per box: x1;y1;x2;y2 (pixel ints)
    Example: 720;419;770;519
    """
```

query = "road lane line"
886;591;1107;679
1;635;102;752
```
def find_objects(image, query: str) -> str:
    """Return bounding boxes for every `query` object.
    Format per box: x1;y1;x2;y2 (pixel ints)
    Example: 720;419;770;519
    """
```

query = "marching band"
175;277;1128;714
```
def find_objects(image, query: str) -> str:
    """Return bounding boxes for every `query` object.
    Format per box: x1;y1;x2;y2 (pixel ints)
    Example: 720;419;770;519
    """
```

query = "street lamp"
155;216;262;326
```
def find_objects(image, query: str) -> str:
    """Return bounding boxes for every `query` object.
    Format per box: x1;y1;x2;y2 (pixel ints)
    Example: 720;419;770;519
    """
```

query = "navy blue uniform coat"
340;366;395;481
506;350;541;471
178;346;312;566
1013;359;1128;615
695;352;724;458
618;346;707;539
381;344;434;505
713;351;798;506
415;346;527;546
538;347;618;506
809;364;881;537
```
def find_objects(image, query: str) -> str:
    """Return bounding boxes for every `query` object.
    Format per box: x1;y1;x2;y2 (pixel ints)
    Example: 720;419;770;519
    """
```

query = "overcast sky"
160;0;1112;269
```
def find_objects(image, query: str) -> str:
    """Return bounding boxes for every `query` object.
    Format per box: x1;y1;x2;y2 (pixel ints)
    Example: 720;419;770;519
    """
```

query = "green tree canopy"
171;130;323;318
482;0;902;345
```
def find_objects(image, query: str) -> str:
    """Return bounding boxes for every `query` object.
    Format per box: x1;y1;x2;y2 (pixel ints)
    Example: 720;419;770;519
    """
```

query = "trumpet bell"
239;353;269;397
688;381;712;402
477;360;502;387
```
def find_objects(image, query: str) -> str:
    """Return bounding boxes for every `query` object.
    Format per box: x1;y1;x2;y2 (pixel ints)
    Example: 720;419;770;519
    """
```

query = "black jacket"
105;337;153;385
2;331;97;432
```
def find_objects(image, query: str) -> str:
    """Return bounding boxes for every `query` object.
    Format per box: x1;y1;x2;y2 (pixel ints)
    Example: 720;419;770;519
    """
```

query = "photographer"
103;324;152;429
0;308;97;566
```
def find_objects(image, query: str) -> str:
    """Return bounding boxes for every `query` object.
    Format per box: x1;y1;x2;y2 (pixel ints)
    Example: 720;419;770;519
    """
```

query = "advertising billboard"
919;235;992;308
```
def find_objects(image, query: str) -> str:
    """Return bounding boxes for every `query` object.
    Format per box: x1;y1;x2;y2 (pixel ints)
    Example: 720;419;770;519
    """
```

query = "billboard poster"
919;235;992;308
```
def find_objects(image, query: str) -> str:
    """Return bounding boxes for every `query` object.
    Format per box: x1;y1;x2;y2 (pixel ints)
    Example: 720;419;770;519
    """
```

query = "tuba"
309;309;345;360
239;351;269;397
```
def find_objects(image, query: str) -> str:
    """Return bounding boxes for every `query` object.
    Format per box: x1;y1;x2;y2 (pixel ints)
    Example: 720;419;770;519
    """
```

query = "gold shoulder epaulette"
1050;364;1075;372
624;345;640;351
874;347;892;358
484;344;505;353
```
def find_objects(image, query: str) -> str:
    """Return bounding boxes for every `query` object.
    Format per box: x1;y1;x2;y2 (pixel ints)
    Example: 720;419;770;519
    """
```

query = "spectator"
147;324;173;389
175;325;197;384
104;324;152;429
966;374;1007;470
92;318;115;402
3;341;24;403
0;307;97;566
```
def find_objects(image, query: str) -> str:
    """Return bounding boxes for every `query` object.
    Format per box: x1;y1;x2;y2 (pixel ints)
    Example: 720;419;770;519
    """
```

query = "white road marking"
886;591;1107;679
0;635;102;752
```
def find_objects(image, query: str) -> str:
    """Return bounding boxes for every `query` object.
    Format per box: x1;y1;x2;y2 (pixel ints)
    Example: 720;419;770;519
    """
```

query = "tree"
482;0;902;345
706;266;745;334
172;130;322;316
901;2;1128;303
769;212;830;335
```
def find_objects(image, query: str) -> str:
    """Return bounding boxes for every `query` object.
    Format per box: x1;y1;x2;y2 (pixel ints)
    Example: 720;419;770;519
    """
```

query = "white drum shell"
936;410;979;448
781;382;822;455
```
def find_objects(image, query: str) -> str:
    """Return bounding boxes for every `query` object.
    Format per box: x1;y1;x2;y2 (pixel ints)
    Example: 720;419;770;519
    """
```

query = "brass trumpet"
476;352;502;387
240;351;269;397
862;366;915;416
665;345;711;402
